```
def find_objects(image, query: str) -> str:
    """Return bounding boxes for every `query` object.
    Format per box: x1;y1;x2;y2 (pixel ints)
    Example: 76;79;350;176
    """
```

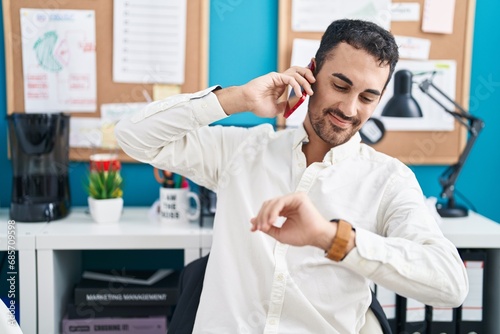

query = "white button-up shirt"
115;87;468;334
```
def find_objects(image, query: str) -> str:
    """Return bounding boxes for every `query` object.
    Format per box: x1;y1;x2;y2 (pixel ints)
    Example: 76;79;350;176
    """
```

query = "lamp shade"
381;70;423;117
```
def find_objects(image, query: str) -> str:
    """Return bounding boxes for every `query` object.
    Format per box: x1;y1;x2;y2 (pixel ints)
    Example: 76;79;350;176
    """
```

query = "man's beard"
309;107;362;147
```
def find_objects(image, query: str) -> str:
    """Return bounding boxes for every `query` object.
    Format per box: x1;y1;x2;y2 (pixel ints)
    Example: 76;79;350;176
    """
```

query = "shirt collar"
293;124;362;164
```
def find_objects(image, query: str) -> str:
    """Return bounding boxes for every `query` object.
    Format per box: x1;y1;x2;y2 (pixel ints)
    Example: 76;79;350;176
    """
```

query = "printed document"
292;0;391;31
113;0;187;84
20;9;97;112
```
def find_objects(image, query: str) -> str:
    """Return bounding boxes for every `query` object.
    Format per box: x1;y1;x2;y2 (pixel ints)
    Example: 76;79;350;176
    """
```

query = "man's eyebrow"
332;73;382;96
333;73;352;86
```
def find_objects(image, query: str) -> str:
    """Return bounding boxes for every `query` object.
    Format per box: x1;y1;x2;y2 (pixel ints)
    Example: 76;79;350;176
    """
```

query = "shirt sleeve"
115;86;249;190
340;163;469;308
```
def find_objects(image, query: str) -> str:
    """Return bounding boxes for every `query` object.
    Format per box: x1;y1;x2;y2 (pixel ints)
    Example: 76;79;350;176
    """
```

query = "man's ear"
310;58;316;73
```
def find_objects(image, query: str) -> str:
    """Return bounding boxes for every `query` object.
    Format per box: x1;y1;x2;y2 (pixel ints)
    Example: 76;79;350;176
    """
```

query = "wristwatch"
325;219;352;262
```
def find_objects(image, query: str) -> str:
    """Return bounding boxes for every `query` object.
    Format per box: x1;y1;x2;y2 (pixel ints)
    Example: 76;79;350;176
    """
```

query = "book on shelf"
61;314;167;334
82;269;174;286
66;303;172;320
74;270;180;307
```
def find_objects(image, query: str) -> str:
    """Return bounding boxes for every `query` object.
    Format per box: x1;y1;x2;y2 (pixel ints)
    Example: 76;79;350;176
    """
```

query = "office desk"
2;207;499;333
0;209;47;334
35;207;205;334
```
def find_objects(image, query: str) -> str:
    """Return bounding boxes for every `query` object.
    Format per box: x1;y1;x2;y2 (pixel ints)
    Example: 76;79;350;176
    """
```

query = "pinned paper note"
292;0;391;32
395;35;431;60
20;9;97;113
153;84;182;101
422;0;456;34
113;0;187;84
101;102;148;148
391;3;420;22
70;118;102;148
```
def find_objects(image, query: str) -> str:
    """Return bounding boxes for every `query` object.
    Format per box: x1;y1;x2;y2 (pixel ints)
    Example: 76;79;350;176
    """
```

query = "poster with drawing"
20;8;97;112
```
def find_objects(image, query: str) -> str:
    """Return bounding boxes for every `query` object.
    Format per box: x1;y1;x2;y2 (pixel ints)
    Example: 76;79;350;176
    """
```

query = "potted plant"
86;154;123;224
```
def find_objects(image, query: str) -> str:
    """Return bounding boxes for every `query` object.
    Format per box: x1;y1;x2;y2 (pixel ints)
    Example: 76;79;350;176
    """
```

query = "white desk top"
35;207;203;250
2;208;499;251
0;209;47;251
440;211;500;248
198;211;500;249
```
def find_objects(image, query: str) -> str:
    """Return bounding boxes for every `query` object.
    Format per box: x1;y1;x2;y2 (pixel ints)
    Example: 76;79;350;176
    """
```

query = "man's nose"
340;95;358;117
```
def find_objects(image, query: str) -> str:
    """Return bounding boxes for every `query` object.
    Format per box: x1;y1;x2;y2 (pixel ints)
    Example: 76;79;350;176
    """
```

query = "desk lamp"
381;70;485;218
382;69;423;117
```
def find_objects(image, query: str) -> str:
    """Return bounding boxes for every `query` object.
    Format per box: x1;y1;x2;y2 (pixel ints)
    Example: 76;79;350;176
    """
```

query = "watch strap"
326;219;352;262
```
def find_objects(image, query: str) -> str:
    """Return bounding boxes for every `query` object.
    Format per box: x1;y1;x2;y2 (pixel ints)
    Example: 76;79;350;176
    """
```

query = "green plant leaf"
86;169;123;199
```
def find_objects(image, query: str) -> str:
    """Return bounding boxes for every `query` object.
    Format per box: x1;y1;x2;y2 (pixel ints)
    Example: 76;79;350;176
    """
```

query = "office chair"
168;255;391;334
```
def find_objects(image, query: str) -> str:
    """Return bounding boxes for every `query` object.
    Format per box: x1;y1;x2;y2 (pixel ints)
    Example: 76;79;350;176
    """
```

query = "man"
116;19;468;333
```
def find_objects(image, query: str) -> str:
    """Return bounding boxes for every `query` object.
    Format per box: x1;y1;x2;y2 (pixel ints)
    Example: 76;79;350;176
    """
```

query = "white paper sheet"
292;0;392;32
376;286;396;319
462;260;484;321
373;60;457;131
406;298;426;322
422;0;456;34
395;35;431;60
432;307;454;322
113;0;187;84
70;117;102;148
391;2;420;21
101;102;148;148
20;9;97;113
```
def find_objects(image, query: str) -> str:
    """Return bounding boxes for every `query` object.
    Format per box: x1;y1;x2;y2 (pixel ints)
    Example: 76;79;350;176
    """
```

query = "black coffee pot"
7;113;71;222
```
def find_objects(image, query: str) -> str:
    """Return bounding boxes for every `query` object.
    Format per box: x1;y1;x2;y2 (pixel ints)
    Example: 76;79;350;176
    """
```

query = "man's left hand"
250;192;336;250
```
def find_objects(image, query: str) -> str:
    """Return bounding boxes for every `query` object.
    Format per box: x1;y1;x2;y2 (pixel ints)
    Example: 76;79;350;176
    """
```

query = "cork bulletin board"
277;0;476;165
3;0;209;162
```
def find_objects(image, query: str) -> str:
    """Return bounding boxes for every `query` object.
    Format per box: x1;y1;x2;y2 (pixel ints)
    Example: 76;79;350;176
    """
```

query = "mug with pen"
154;168;200;225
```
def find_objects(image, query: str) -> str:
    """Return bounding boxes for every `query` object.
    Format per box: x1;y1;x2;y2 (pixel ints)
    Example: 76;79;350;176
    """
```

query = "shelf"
36;207;204;251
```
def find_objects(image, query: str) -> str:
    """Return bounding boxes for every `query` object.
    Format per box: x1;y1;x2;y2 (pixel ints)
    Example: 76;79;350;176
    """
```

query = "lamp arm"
418;79;480;132
439;118;484;200
417;77;485;209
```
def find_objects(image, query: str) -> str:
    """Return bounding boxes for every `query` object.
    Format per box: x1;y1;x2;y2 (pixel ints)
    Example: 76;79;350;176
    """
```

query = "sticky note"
422;0;456;34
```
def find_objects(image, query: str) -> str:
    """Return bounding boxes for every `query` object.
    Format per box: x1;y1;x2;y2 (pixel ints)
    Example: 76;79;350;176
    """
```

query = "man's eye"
334;84;347;91
361;96;374;103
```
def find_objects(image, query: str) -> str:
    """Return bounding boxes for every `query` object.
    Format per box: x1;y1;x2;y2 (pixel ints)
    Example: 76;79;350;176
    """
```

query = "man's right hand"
214;64;316;118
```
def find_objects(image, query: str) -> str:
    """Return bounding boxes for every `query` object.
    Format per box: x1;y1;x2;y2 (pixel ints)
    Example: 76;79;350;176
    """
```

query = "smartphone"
284;61;315;119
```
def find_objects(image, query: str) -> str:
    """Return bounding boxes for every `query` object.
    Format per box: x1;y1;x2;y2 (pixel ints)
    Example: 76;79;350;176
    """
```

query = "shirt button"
277;273;284;281
268;319;276;325
298;162;305;168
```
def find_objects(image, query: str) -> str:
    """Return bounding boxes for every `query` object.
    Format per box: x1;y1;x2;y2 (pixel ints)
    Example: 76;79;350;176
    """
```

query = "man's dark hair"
315;19;399;91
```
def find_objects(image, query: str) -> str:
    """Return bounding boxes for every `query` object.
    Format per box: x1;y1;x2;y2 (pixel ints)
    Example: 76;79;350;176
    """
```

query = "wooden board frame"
277;0;476;165
3;0;209;162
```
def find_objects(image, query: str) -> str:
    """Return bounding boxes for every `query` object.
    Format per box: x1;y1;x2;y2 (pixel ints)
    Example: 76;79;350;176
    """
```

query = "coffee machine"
7;113;71;222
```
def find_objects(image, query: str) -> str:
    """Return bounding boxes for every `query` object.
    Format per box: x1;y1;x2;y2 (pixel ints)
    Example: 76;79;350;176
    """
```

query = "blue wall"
1;1;499;223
